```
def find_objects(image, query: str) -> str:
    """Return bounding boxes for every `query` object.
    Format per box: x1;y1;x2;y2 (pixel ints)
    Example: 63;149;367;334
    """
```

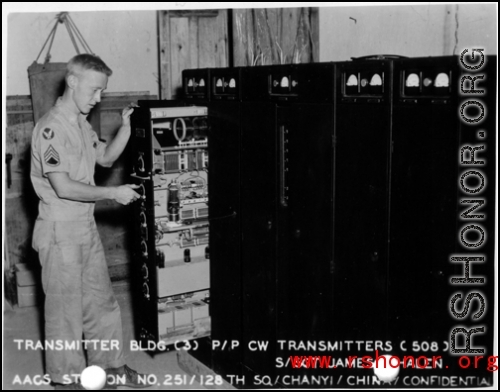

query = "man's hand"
98;103;139;167
113;184;141;205
121;102;139;128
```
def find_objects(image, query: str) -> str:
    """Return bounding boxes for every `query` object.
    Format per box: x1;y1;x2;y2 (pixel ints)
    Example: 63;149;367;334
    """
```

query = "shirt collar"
55;97;87;127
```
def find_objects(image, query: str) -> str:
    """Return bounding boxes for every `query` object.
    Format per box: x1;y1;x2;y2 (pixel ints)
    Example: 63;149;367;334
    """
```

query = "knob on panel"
136;153;145;174
141;239;148;257
142;282;150;299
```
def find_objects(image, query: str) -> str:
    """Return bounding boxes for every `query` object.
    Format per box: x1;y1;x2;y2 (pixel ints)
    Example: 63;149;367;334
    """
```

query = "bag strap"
35;12;94;64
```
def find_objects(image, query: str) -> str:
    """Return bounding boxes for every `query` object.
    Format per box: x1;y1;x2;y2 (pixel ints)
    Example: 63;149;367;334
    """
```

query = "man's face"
72;69;108;115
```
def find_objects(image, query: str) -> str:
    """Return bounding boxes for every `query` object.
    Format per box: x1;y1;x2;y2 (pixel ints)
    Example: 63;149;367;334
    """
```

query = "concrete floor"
3;281;206;390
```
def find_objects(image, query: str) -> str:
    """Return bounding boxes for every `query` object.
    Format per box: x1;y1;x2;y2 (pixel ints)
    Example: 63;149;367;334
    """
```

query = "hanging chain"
35;12;94;64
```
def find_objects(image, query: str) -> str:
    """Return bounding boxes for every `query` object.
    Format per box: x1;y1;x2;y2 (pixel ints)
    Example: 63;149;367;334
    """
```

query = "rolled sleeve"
38;127;71;176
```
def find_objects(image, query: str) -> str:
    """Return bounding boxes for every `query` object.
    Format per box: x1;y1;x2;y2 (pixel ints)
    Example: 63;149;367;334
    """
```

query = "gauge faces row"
211;69;241;100
184;72;209;97
344;72;385;96
186;78;206;89
343;69;452;98
269;73;299;96
186;61;456;101
402;70;451;97
214;77;237;93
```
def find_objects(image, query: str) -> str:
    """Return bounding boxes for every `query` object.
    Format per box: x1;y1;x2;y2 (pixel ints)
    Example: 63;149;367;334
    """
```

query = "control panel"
130;103;210;345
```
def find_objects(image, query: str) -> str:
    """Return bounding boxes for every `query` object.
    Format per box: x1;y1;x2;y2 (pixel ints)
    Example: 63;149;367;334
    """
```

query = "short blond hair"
66;54;112;79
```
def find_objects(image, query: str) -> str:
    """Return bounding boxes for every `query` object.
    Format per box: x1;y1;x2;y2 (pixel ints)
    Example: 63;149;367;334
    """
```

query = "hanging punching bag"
27;61;67;124
27;13;101;135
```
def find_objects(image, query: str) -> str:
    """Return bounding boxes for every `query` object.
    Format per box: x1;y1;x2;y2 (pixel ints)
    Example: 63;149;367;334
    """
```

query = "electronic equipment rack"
129;55;496;388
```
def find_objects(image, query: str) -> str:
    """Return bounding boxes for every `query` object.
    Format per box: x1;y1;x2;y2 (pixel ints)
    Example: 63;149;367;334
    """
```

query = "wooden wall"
4;92;156;304
232;8;319;66
158;8;319;99
159;9;229;99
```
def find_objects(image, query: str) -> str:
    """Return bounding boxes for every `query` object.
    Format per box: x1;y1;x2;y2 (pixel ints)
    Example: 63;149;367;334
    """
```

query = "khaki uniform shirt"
31;98;107;221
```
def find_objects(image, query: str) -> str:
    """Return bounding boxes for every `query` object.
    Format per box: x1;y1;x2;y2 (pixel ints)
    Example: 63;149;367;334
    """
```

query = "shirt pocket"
65;145;87;182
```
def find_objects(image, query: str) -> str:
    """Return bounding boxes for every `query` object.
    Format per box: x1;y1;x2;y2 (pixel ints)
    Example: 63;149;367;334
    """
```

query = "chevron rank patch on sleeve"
44;145;60;166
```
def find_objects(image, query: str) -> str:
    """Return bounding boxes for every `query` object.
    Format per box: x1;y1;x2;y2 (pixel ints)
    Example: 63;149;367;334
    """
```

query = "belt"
38;203;95;221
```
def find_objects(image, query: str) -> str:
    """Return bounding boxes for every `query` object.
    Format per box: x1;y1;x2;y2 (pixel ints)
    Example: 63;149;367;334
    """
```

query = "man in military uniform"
31;54;146;390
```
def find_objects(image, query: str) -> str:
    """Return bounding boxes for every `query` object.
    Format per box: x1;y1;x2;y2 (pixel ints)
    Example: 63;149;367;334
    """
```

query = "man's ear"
67;74;78;90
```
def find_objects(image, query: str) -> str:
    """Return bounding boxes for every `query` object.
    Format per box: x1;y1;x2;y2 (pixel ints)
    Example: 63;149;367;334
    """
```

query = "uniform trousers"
33;219;125;383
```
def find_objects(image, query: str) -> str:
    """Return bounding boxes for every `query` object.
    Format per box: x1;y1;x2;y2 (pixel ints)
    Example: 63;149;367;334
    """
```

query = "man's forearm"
100;124;131;167
48;172;116;202
48;171;139;205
